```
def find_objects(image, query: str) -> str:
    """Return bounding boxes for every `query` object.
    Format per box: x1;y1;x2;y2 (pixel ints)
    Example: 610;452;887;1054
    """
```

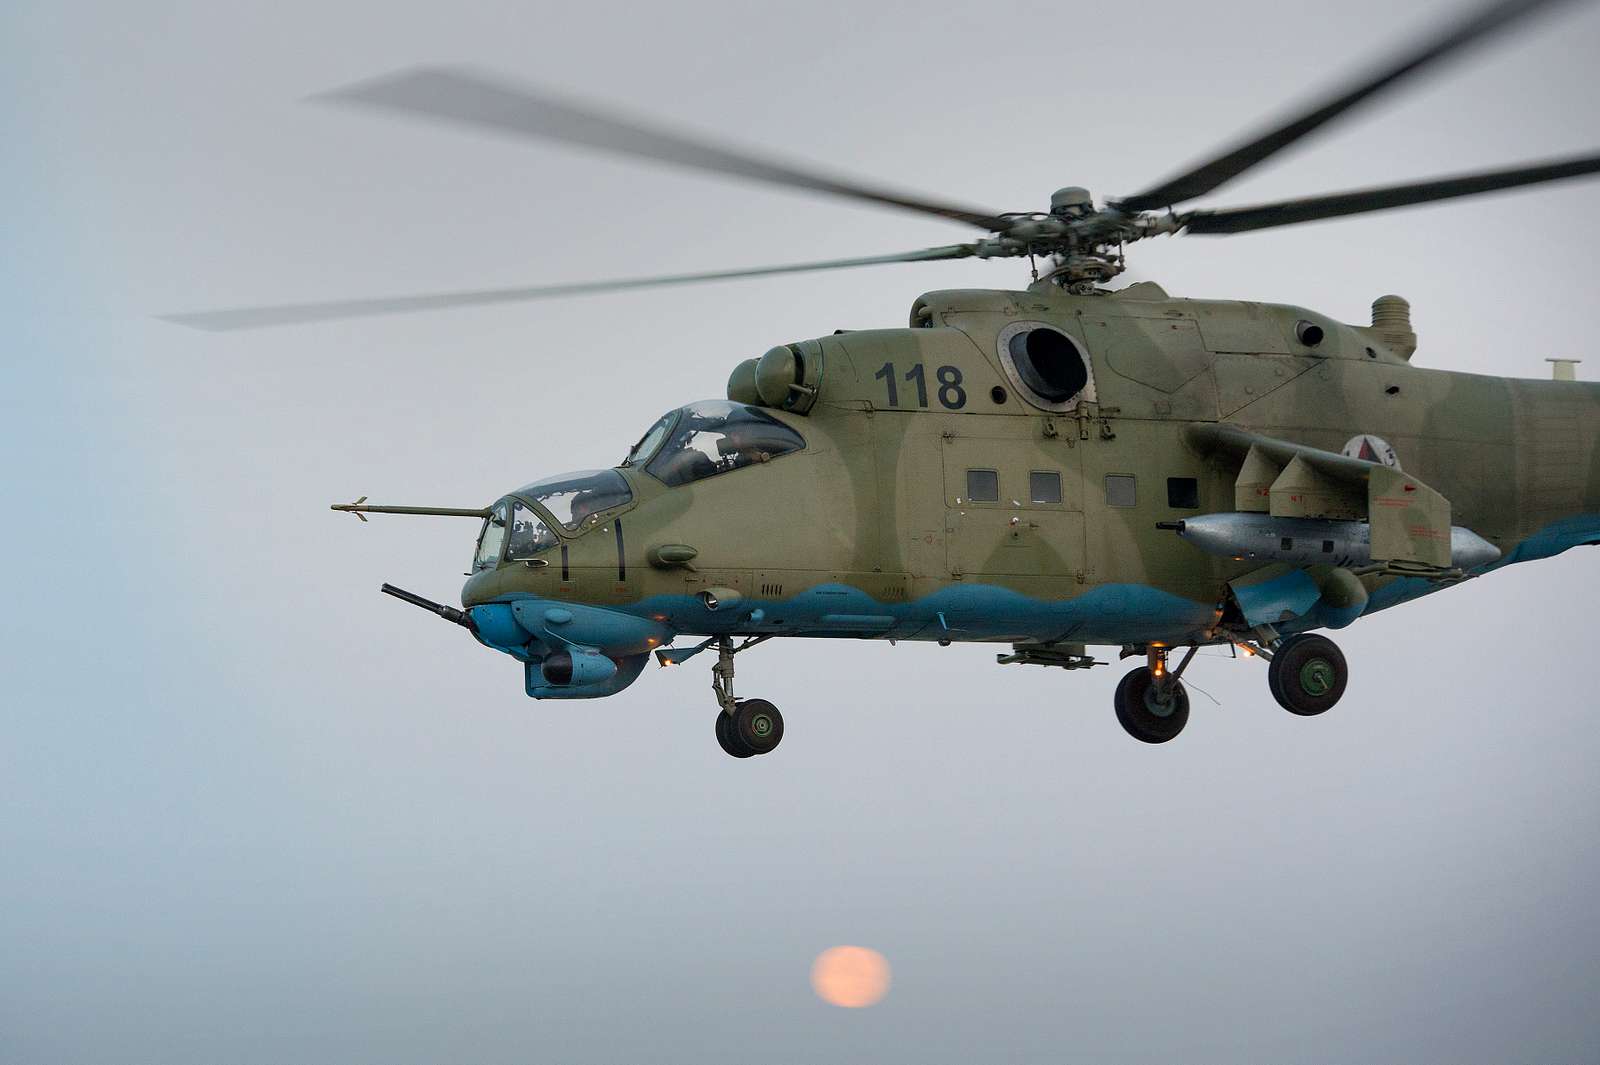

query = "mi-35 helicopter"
172;0;1600;754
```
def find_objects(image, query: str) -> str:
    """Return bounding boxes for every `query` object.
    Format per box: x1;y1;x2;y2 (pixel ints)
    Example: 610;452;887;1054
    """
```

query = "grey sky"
5;1;1600;1062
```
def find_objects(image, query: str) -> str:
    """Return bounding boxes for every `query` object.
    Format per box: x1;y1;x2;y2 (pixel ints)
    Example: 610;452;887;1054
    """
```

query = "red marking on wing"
1407;525;1449;540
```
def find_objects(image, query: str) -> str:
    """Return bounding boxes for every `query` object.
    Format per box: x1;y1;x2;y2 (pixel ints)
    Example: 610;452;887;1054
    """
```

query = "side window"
622;411;676;468
508;501;559;558
1029;471;1062;504
966;469;1000;503
1167;477;1200;509
1105;474;1137;508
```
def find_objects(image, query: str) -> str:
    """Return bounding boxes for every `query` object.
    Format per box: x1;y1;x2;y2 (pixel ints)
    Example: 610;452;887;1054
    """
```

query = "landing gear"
715;709;754;758
1114;645;1195;744
733;698;784;753
710;636;784;758
715;699;784;757
1267;633;1348;716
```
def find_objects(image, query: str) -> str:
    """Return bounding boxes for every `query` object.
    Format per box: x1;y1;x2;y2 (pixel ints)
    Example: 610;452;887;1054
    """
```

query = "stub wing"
1186;425;1451;568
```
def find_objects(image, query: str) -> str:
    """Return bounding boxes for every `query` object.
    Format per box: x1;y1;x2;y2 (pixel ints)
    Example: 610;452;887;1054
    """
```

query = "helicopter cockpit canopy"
472;405;806;570
515;469;633;531
623;400;806;488
472;470;634;569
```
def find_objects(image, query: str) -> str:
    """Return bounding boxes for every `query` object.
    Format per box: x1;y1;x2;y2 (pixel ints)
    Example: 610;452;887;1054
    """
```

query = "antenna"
1545;358;1582;381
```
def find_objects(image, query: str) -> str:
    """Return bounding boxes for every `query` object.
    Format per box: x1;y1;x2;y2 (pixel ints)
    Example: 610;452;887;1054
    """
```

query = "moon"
811;945;891;1008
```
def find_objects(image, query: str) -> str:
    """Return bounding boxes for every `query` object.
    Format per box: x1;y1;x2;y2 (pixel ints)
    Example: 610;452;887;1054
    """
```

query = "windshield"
508;501;559;558
622;411;676;468
644;400;806;488
473;502;507;570
514;469;633;531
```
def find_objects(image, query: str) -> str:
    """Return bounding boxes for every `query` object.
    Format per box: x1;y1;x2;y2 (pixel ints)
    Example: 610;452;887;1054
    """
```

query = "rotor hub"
1049;186;1095;217
167;1;1600;331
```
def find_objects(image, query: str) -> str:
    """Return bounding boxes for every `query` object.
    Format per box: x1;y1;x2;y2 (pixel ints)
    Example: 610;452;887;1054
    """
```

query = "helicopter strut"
1149;644;1200;704
710;634;773;713
707;636;783;759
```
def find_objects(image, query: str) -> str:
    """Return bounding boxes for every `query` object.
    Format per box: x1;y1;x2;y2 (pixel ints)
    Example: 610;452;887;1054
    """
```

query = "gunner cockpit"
472;469;633;570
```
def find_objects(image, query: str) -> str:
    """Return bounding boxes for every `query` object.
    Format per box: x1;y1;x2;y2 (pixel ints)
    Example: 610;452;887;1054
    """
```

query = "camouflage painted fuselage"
460;281;1600;696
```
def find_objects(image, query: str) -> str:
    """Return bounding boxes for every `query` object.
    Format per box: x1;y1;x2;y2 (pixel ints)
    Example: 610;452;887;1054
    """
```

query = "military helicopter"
172;0;1600;754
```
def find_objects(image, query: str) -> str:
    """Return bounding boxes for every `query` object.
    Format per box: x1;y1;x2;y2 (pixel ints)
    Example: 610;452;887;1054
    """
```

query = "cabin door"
941;435;1085;587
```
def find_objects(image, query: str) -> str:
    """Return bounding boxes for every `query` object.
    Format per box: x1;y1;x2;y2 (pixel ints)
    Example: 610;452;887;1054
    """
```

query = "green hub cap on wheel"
1299;658;1335;696
749;712;773;737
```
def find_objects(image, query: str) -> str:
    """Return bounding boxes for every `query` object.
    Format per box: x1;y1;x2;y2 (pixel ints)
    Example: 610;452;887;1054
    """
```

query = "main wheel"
715;710;755;758
1268;634;1348;716
734;699;784;755
1114;667;1189;744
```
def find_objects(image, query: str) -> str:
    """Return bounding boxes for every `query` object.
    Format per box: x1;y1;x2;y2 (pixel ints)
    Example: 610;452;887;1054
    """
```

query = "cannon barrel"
380;583;476;631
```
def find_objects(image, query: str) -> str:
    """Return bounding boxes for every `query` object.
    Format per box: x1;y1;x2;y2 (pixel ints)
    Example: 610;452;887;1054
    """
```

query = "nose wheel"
715;699;785;757
710;637;784;758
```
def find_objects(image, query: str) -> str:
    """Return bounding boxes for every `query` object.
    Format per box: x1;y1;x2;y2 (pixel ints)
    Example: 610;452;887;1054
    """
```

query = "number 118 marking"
873;362;966;410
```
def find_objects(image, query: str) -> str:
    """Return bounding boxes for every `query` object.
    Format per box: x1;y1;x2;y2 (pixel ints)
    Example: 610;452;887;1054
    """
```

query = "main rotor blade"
1114;0;1578;212
162;245;976;331
315;67;1010;231
1180;151;1600;234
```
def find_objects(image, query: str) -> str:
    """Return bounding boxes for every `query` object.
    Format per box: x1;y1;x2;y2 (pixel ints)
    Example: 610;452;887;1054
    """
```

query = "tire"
716;710;755;758
1114;667;1189;744
1268;634;1348;716
734;699;784;755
